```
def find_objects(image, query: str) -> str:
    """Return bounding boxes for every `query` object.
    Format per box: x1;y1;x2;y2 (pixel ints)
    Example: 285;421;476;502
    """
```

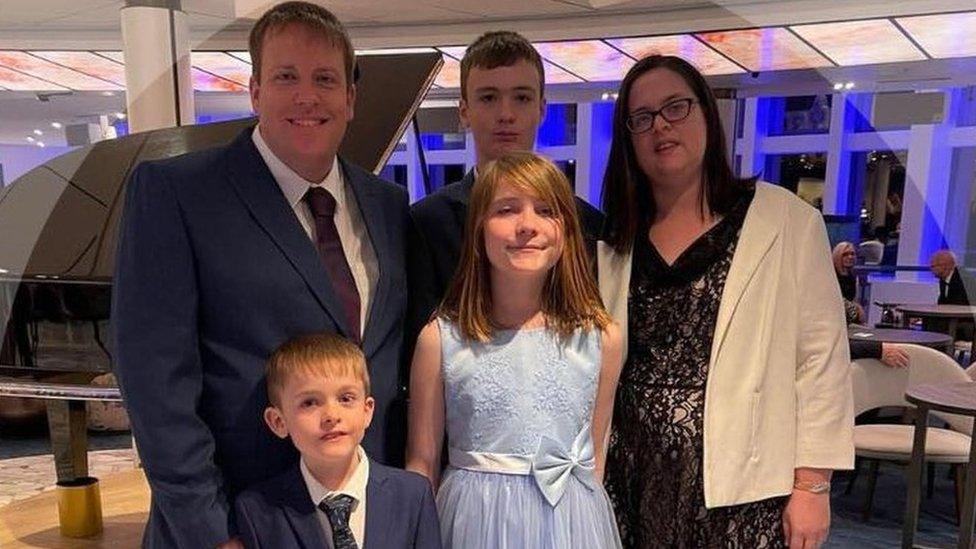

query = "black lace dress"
604;189;787;549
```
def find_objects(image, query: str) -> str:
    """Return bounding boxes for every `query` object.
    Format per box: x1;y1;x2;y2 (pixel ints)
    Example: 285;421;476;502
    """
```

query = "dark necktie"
318;494;358;549
941;279;949;300
304;187;361;343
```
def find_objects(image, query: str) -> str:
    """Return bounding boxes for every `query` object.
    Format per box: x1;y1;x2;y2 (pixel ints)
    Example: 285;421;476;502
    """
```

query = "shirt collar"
252;125;343;210
300;446;370;508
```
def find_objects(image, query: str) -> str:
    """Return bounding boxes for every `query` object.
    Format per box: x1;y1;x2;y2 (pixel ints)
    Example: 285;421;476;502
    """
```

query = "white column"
121;0;194;133
897;90;957;269
822;93;869;215
739;97;767;178
405;125;425;203
573;101;613;207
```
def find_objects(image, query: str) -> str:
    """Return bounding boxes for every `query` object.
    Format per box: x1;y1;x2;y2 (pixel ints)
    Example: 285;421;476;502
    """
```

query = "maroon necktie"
304;187;361;343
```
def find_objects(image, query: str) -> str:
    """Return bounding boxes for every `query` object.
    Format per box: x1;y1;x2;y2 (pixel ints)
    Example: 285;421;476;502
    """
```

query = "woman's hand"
782;489;830;548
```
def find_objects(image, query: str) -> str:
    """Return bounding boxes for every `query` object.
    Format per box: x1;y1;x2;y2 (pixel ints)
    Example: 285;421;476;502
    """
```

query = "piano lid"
0;52;441;281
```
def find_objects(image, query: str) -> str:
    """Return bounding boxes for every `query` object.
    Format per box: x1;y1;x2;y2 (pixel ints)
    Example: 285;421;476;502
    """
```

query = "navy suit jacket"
235;461;441;549
112;127;409;548
406;169;604;347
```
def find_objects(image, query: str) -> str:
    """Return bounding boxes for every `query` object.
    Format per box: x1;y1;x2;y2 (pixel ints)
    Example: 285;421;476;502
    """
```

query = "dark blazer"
849;339;882;361
406;169;605;345
112;127;409;548
939;268;972;306
234;461;441;549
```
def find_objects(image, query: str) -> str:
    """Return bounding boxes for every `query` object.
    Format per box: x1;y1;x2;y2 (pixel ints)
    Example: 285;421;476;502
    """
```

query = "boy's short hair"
266;333;370;407
460;31;545;101
248;1;356;86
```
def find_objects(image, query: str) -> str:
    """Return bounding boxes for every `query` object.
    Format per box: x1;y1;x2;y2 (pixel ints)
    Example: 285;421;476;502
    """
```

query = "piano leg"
45;400;89;482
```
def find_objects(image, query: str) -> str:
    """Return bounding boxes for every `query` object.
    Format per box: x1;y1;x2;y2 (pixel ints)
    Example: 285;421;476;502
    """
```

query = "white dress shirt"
253;127;378;334
300;446;370;547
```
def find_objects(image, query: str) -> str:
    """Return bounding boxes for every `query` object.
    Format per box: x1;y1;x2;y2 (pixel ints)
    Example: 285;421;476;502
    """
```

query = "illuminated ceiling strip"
29;50;127;86
191;52;252;86
0;66;69;91
895;11;976;59
0;51;121;91
227;51;252;64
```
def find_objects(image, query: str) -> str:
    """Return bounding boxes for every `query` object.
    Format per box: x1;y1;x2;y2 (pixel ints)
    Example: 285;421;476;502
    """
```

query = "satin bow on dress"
531;424;598;506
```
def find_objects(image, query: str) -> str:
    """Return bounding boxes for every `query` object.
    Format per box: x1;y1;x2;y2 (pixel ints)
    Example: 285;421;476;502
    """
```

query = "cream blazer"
598;182;855;508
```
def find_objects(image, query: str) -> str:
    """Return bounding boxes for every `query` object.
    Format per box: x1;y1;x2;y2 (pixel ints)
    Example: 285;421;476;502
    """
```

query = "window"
768;95;831;136
537;103;577;147
763;152;827;207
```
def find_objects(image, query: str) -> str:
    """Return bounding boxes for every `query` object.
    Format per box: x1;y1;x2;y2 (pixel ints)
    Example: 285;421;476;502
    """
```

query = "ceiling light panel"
896;12;976;59
437;46;581;84
192;52;253;86
0;65;68;91
29;51;127;86
790;19;926;66
433;53;461;88
695;27;832;71
533;40;634;82
0;51;121;90
606;35;744;75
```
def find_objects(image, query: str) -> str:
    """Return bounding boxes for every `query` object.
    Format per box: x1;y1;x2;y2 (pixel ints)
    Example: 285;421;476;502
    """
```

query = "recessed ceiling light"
51;122;63;129
36;141;45;147
33;129;43;136
833;82;844;90
844;82;855;90
101;91;115;96
26;136;34;142
115;112;126;119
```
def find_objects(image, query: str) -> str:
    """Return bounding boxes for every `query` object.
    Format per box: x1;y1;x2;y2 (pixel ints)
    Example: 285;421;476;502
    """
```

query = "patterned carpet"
0;432;965;547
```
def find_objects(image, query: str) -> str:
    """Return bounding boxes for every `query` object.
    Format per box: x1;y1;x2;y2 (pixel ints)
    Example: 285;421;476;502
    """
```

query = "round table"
897;304;976;357
902;382;976;549
848;326;954;352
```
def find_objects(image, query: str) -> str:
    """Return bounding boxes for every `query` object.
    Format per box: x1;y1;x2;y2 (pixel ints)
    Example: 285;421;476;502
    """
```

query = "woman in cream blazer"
599;55;853;549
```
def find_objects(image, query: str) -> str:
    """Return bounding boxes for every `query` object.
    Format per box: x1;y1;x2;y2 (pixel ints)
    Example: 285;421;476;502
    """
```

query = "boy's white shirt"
300;445;370;546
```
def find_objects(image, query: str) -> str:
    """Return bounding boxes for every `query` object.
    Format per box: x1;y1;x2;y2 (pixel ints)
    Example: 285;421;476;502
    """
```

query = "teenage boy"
407;31;604;340
235;333;440;549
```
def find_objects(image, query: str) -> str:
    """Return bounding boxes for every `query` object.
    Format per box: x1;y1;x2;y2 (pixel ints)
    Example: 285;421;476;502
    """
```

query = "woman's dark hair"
601;55;756;253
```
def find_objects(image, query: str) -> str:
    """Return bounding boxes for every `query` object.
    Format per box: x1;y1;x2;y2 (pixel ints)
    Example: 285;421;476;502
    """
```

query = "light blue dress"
436;319;622;549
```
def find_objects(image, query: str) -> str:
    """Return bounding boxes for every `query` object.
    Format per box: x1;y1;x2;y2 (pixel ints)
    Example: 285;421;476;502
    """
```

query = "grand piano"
0;52;441;482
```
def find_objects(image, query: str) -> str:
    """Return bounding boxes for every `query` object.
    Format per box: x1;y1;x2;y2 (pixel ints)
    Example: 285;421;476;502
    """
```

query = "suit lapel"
224;128;354;340
342;160;389;356
710;183;783;360
363;461;393;547
277;467;333;549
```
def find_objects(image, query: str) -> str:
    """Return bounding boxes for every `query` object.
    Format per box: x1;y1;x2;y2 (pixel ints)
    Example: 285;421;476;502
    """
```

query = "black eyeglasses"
626;98;697;134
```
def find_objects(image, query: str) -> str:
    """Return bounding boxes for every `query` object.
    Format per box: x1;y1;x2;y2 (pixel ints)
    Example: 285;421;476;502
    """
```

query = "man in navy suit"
407;31;604;344
113;3;408;547
235;333;439;549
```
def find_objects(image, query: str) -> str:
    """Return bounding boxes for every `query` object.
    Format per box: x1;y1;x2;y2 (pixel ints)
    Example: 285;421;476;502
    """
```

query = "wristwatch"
793;480;831;494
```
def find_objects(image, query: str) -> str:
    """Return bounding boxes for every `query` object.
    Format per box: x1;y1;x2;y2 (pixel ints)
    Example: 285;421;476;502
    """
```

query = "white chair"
849;344;973;521
859;240;884;265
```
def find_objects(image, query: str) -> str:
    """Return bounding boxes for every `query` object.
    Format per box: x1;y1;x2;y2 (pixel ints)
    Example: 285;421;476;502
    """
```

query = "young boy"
234;333;441;549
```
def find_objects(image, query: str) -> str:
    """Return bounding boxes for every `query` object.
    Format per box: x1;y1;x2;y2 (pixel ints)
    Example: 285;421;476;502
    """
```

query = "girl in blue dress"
407;151;623;549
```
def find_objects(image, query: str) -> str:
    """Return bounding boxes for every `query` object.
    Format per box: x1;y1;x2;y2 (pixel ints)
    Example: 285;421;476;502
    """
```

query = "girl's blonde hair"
832;241;856;275
437;151;610;341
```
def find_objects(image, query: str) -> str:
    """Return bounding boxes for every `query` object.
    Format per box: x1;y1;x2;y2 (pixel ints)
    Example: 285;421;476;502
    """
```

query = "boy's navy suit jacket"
234;461;442;549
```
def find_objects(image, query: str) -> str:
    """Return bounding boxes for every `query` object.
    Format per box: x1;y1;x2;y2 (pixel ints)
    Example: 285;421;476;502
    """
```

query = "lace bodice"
438;320;600;456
